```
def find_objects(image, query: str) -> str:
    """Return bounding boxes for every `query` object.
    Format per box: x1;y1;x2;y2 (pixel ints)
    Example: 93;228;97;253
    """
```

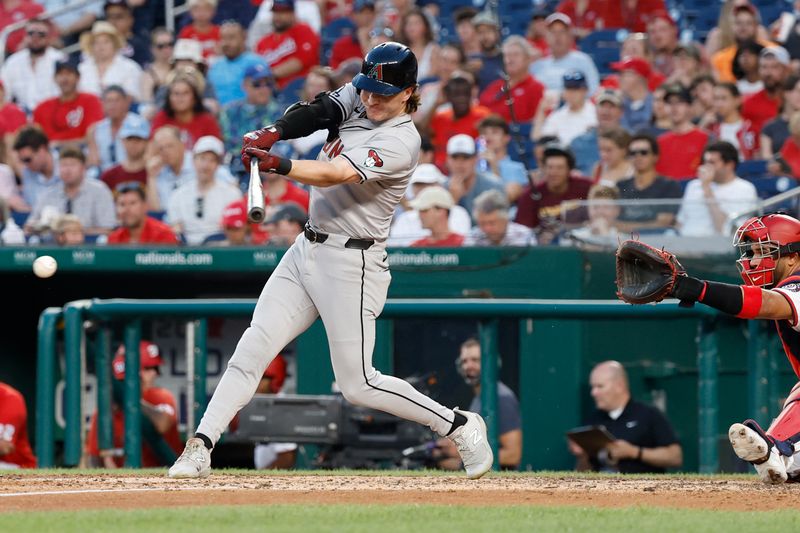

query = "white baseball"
33;255;57;278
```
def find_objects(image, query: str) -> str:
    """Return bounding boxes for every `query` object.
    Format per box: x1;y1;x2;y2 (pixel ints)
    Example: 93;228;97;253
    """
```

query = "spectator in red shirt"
150;66;222;149
32;60;104;147
525;7;550;58
555;0;607;37
656;84;710;180
107;181;179;245
430;72;491;170
255;0;320;89
514;143;591;244
779;112;800;179
0;0;44;56
604;0;667;33
743;46;790;135
0;80;27;144
86;341;183;467
0;380;36;468
410;186;465;247
329;0;376;69
707;81;759;160
177;0;220;59
101;118;150;192
479;35;544;124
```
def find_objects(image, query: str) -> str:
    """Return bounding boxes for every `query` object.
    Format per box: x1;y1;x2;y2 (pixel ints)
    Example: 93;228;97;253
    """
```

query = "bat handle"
247;158;265;224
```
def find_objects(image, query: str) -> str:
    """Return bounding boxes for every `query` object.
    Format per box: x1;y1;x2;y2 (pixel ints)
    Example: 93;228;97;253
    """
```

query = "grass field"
2;469;800;532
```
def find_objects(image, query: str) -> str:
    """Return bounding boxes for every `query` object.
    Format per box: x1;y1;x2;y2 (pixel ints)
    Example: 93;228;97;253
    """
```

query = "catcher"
616;213;800;484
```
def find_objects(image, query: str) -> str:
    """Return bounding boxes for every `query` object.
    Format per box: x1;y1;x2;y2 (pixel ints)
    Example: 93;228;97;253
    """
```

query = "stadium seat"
737;160;768;180
202;232;227;244
747;175;798;200
275;76;306;109
10;210;28;227
148;210;166;221
578;30;626;76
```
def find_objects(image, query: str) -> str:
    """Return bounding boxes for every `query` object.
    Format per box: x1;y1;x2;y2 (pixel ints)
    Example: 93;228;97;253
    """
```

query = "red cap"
112;341;163;380
610;57;652;78
263;354;287;393
733;3;757;17
222;201;247;228
648;10;676;27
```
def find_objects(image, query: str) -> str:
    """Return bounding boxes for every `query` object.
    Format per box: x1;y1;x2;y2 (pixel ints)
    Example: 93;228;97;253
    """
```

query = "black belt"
304;225;374;250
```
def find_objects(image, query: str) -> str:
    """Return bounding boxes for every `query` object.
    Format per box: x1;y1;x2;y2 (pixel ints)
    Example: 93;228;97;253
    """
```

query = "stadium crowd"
0;0;796;249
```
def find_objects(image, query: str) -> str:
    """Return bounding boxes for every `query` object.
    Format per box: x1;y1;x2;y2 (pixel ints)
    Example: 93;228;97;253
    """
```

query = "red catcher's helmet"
733;214;800;288
112;341;163;380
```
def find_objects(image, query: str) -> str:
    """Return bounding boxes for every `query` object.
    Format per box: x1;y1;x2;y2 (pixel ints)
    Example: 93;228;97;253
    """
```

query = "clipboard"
566;425;616;455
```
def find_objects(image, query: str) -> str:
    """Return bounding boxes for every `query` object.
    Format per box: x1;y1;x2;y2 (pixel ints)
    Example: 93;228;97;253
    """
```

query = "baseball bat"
247;158;265;223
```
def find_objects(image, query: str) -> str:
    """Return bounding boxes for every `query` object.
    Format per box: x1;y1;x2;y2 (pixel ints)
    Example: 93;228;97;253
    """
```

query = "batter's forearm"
286;158;360;187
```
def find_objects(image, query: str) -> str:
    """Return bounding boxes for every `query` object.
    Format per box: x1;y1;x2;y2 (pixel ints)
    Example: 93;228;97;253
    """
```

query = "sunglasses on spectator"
628;149;652;157
19;156;33;164
250;80;272;88
115;181;145;194
27;30;47;38
154;41;174;49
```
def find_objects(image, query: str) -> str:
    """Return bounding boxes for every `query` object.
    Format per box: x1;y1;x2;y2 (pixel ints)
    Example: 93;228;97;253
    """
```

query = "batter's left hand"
243;147;283;173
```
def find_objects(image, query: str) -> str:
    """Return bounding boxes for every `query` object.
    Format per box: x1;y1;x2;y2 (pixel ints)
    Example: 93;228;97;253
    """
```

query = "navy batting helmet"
352;41;418;96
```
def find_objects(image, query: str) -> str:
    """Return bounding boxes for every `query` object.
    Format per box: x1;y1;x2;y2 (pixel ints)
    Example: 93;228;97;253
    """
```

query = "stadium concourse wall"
2;245;789;471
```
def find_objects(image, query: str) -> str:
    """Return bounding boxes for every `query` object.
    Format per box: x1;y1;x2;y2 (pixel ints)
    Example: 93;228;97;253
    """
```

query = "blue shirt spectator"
530;13;599;94
207;21;268;106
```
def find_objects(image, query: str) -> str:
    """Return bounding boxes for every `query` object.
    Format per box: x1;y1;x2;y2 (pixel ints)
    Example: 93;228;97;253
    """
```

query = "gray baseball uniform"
196;84;458;444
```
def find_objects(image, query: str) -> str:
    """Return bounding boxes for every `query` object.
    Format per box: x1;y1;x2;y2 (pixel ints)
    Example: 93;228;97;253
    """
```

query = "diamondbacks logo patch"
364;149;383;168
366;63;383;81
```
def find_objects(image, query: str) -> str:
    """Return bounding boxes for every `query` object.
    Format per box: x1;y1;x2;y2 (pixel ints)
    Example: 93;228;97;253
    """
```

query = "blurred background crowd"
0;0;797;251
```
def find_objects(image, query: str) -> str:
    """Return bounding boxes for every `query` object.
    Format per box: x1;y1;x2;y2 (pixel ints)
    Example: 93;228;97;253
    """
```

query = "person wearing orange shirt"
711;4;772;83
430;73;491;171
85;341;183;468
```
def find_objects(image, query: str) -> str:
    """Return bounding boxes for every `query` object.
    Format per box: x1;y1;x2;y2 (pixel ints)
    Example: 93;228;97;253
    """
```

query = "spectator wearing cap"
147;40;221;118
78;21;144;101
535;71;597;146
0;0;44;56
429;72;491;170
389;163;471;246
13;126;59;212
219;63;282;171
707;81;759;160
85;340;184;468
213;200;261;246
466;189;535;247
408;186;465;247
742;46;790;135
146;125;236;211
466;10;504;93
104;0;151;66
255;0;320;90
329;0;376;69
177;0;220;60
265;202;308;246
647;11;679;77
0;18;65;113
25;146;116;237
514;143;591;244
570;89;624;176
655;84;710;180
711;4;772;83
530;13;599;95
150;66;222;150
478;36;545;124
477;115;529;203
107;181;178;244
446;133;505;217
667;43;705;89
611;57;654;134
207;21;268;106
52;213;86;245
166;135;241;244
87;86;148;173
100;117;150;192
32;60;104;147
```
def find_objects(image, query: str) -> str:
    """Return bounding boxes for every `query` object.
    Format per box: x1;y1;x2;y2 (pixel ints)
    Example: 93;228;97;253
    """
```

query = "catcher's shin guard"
766;382;800;456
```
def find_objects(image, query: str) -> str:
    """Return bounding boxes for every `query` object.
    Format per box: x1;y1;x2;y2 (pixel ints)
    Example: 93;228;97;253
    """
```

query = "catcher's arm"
672;275;793;321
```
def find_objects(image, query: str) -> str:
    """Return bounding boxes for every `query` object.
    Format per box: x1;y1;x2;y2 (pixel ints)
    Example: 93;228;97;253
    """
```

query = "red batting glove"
242;125;281;153
243;147;292;175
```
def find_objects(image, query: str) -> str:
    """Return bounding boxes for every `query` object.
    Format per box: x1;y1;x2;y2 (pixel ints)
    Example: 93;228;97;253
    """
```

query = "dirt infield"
2;473;800;513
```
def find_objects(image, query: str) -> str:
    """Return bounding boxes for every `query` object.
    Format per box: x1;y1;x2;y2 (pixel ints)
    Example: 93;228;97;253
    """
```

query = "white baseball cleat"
448;409;494;479
728;423;787;484
168;437;211;479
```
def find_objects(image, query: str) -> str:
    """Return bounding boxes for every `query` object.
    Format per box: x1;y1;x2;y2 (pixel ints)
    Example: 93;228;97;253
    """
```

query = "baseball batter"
619;213;800;484
169;42;493;480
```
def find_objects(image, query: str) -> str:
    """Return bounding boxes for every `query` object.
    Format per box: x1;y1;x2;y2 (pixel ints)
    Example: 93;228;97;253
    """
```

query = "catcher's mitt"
615;240;685;304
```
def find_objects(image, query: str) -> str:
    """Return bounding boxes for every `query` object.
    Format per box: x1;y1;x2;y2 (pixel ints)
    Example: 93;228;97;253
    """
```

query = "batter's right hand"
242;125;281;153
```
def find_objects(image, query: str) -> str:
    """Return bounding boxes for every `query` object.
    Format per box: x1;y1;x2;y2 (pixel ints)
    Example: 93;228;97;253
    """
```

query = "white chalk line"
0;486;215;498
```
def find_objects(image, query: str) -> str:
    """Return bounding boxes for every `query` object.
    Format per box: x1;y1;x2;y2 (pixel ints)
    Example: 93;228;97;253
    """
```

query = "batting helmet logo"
366;63;384;81
364;149;384;168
